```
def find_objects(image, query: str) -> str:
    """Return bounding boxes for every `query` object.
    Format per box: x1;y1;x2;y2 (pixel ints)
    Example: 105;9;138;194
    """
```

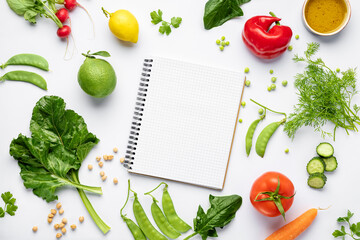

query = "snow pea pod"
255;119;285;158
0;71;47;90
246;117;263;156
1;54;49;71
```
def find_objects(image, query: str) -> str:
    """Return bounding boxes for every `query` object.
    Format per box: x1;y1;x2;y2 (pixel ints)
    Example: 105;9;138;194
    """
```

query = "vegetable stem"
269;12;280;25
250;99;287;118
144;182;167;195
183;232;197;240
38;0;63;28
61;176;102;195
120;180;130;218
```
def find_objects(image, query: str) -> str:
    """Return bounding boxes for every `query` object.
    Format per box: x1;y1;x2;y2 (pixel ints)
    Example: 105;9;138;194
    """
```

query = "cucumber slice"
308;173;327;189
323;156;338;172
316;142;334;158
306;157;325;174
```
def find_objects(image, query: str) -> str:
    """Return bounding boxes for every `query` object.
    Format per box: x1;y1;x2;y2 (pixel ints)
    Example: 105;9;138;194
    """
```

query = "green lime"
78;58;116;98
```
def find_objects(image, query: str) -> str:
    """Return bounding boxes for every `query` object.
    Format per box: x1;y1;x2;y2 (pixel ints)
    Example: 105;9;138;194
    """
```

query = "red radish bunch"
57;25;71;38
64;0;78;11
55;8;69;23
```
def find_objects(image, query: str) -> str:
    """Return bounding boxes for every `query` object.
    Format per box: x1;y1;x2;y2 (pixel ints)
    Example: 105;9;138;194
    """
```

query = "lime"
77;57;116;98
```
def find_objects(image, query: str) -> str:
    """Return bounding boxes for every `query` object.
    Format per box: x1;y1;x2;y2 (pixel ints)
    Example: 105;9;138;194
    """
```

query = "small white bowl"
302;0;351;36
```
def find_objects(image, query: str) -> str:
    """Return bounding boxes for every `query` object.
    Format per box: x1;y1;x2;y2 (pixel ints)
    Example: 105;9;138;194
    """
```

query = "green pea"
219;46;224;51
245;80;251;87
241;101;246;107
271;84;276;90
288;45;293;51
245;118;262;156
150;198;180;239
0;53;49;71
255;121;282;158
162;186;191;233
267;86;272;92
282;80;288;86
221;36;225;41
258;108;264;115
244;67;250;73
239;119;243;123
336;68;340;72
285;148;289;153
133;193;167;240
269;69;274;74
0;70;47;90
271;77;277;83
225;41;230;46
216;39;220;45
221;41;226;46
295;35;299;40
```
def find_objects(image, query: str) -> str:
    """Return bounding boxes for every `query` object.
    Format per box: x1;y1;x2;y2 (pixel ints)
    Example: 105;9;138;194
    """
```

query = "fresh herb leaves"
150;9;182;35
0;192;18;218
333;210;360;239
203;0;251;30
184;195;242;240
9;96;110;234
284;42;360;140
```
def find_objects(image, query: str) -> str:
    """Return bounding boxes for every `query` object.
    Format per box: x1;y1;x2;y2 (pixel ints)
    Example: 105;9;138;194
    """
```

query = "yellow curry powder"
305;0;347;33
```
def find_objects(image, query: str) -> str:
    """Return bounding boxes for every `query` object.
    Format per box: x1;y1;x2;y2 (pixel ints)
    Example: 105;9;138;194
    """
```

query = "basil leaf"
193;195;242;239
203;0;251;30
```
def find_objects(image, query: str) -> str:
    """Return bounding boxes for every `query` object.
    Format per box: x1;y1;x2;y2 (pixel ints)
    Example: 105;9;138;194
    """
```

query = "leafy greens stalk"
284;42;360;140
9;96;110;234
333;210;360;239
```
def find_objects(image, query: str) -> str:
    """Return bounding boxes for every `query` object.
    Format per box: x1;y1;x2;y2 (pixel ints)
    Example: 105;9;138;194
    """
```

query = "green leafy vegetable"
333;210;360;239
203;0;251;30
0;192;18;218
9;96;110;234
183;195;242;240
150;9;182;35
284;42;360;140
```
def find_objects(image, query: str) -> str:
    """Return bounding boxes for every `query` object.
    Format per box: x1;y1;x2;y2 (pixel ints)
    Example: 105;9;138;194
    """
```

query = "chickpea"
56;233;62;238
113;178;118;184
62;218;67;224
88;164;93;170
54;224;60;230
96;156;101;162
107;155;114;160
98;161;104;168
48;213;54;218
48;218;53;223
103;155;108;161
59;208;64;215
32;226;38;232
70;224;76;230
79;216;84;223
59;223;65;228
120;157;125;164
56;203;62;209
113;147;118;153
51;209;57;215
61;228;66;234
101;175;107;181
99;171;105;177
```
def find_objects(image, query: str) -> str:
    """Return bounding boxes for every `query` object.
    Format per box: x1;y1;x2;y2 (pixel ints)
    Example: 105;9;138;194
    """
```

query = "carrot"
265;208;318;240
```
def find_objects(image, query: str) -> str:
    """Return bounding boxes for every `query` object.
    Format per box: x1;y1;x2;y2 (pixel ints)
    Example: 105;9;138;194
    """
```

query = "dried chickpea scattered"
59;208;64;215
61;228;66;234
102;175;107;181
51;209;57;215
120;157;125;164
107;155;114;160
113;178;118;184
62;218;67;224
103;155;108;161
79;216;84;223
113;147;118;153
56;203;62;209
56;233;62;238
48;213;54;218
48;218;53;223
96;156;101;162
54;224;60;230
32;226;38;232
88;164;93;170
70;224;76;230
100;171;105;177
98;161;104;168
59;223;65;228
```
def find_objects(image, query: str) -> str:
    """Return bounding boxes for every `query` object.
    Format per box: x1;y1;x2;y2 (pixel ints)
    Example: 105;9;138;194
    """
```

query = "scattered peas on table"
282;80;288;86
244;67;250;73
241;101;246;107
295;34;299;40
267;86;272;92
336;68;340;72
239;119;243;123
271;84;276;90
285;148;290;153
258;108;264;115
288;45;293;51
216;36;230;51
269;69;274;74
245;80;251;87
271;77;277;83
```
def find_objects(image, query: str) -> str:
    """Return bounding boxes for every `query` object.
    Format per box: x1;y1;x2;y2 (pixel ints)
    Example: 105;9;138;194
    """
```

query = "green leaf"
193;195;242;239
90;51;111;58
6;0;45;24
24;9;38;23
203;0;251;30
150;9;163;24
337;217;346;223
1;192;13;204
5;204;18;216
171;17;182;28
159;22;171;35
332;230;346;237
0;208;4;218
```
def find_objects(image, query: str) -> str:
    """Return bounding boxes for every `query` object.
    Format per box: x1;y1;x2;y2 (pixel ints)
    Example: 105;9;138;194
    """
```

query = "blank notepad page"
127;57;243;189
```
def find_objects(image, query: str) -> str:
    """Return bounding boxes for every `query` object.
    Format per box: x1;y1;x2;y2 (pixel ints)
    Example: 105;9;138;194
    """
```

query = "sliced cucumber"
308;173;327;189
316;142;334;158
306;157;325;174
323;156;338;172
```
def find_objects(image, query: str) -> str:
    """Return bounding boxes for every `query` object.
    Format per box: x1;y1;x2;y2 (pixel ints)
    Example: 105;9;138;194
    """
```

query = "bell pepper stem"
269;11;280;25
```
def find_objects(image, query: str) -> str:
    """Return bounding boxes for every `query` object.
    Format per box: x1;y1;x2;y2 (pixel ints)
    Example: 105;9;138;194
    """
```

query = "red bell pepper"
242;13;292;59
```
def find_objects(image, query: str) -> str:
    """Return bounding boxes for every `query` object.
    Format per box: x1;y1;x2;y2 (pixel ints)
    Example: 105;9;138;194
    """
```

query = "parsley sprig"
333;210;360;239
0;192;18;218
284;42;360;140
150;9;182;35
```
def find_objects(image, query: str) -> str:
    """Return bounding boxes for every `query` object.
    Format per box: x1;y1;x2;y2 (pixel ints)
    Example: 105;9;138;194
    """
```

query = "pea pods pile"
245;99;287;158
0;54;49;90
121;180;190;240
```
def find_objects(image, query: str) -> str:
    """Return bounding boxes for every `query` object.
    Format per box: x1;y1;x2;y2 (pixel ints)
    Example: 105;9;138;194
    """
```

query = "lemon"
103;8;139;43
78;57;116;98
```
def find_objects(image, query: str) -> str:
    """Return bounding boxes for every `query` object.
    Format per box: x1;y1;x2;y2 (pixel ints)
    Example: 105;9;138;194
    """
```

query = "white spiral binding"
123;59;153;170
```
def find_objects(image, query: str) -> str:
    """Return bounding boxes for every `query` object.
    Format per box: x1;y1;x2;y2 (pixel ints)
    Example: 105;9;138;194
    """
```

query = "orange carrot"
265;208;318;240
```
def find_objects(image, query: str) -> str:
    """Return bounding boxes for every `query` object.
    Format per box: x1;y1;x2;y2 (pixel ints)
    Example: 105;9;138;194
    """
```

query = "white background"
1;0;360;239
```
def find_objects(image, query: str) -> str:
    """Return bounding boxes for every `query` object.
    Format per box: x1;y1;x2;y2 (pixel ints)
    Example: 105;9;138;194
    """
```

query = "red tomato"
250;171;295;219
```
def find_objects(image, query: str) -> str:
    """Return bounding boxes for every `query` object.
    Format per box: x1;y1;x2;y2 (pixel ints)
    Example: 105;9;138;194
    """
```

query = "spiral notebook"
124;57;244;189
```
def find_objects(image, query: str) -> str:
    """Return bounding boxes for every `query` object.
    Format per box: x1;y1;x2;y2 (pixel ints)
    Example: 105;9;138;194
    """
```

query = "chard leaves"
203;0;251;30
6;0;44;24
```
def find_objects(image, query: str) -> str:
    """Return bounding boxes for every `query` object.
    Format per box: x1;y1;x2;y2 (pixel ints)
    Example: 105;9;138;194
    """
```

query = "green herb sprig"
284;42;360;140
333;210;360;239
0;192;18;218
150;9;182;35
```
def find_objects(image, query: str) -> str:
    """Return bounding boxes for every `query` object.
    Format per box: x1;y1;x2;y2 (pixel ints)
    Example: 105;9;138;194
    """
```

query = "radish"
55;8;69;23
57;25;71;38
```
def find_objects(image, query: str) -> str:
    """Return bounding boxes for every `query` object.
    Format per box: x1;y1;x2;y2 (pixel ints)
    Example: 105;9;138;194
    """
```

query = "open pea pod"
255;119;285;158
